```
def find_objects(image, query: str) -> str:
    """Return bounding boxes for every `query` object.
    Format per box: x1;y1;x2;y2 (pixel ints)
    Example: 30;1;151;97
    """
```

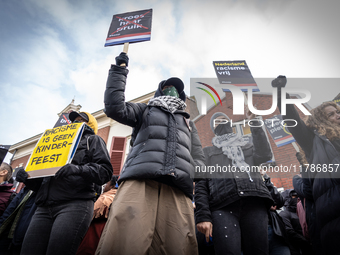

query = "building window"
109;137;127;175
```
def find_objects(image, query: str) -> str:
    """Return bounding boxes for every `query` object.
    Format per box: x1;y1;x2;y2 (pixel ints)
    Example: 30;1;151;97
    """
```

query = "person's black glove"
54;164;82;179
15;167;28;183
271;75;287;88
115;52;129;67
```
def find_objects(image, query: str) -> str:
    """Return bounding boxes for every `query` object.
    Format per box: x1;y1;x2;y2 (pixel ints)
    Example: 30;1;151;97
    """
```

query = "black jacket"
104;64;205;199
264;174;284;208
195;124;273;224
293;174;321;254
279;189;311;255
24;129;113;206
265;174;288;239
282;103;340;254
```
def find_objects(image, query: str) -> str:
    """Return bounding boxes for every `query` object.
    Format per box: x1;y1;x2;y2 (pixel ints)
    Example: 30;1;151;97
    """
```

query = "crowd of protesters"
0;54;339;255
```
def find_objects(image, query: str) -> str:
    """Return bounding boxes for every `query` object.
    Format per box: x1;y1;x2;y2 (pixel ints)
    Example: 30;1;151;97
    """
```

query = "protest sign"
105;9;153;47
0;145;11;165
264;115;295;147
54;113;71;128
25;123;85;178
213;60;259;92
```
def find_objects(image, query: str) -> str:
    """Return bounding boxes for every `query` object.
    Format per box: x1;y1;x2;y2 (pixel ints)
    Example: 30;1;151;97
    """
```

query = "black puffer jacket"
24;129;113;206
282;103;340;254
104;64;205;199
195;123;273;224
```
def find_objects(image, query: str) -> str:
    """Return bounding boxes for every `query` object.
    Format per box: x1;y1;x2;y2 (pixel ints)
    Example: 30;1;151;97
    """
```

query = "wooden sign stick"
123;42;129;53
291;142;299;152
120;43;129;67
243;92;250;116
243;92;248;106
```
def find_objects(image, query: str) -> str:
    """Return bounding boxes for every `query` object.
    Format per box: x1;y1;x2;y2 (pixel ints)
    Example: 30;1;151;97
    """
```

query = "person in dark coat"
15;111;113;255
279;189;312;255
272;76;340;255
292;151;320;255
96;52;205;255
195;111;273;255
261;170;290;255
0;162;14;217
76;175;119;255
0;186;37;255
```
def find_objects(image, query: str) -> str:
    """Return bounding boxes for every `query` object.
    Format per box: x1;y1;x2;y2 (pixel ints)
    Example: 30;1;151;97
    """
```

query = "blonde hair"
305;101;340;141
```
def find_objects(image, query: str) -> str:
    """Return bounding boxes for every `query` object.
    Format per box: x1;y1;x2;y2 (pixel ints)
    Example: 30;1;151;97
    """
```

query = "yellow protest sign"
25;123;85;178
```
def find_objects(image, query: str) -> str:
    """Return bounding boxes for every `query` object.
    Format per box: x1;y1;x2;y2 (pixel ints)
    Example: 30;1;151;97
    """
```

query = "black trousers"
21;200;93;255
211;197;269;255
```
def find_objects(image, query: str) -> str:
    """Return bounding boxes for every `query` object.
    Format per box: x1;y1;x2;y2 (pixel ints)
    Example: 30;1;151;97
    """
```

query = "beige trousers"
95;179;198;255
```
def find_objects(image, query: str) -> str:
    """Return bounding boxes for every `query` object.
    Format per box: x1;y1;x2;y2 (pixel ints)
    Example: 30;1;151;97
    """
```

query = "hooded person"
279;189;312;255
281;189;298;210
15;111;113;255
69;111;98;135
96;52;205;255
194;112;274;255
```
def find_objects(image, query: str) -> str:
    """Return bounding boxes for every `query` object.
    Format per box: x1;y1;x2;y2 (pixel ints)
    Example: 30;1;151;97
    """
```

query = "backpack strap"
0;190;33;237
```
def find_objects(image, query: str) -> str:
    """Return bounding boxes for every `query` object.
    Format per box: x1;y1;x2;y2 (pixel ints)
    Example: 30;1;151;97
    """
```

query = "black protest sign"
0;145;11;165
54;113;71;128
264;115;295;147
105;9;153;47
213;60;258;91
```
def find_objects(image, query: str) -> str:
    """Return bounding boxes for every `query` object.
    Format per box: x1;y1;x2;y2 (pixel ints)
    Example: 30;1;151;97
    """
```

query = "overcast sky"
1;0;339;162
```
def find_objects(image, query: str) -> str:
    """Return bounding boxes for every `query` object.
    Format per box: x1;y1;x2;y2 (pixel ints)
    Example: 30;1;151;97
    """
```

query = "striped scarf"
148;96;186;113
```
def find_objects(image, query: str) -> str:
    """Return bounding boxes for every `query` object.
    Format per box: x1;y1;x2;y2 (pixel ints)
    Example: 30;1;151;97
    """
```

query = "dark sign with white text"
0;145;11;165
105;9;153;47
54;113;71;128
264;115;295;147
213;60;258;91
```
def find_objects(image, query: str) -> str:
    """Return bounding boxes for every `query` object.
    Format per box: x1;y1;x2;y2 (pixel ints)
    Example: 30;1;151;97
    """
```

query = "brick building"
8;84;311;191
8;92;199;190
192;90;312;190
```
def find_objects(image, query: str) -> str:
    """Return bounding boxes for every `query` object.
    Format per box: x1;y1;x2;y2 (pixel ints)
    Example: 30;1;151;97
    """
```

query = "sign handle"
120;43;129;67
291;142;300;152
243;92;248;106
123;42;129;53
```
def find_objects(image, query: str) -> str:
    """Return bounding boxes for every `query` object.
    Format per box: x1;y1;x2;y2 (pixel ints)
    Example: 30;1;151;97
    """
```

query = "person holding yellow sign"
16;111;113;255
